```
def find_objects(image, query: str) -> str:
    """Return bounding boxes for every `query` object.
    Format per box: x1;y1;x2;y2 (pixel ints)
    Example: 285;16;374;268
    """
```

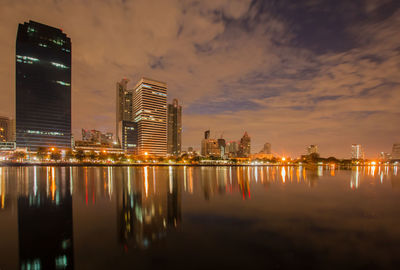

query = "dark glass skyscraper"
16;21;71;151
167;99;182;156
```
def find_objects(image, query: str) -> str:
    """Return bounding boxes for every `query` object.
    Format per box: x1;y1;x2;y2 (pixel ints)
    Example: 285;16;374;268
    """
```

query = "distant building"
204;130;210;140
116;78;133;146
167;99;182;156
351;144;363;159
133;77;167;156
260;142;271;154
188;147;193;153
81;129;114;145
201;139;220;157
307;145;318;155
217;138;226;158
380;152;391;161
226;141;239;157
16;20;71;151
238;132;251;157
0;116;11;142
392;144;400;160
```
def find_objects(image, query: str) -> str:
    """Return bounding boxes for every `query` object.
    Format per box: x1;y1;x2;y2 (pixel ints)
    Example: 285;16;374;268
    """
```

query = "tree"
12;151;26;161
36;147;47;161
75;150;85;162
50;151;62;161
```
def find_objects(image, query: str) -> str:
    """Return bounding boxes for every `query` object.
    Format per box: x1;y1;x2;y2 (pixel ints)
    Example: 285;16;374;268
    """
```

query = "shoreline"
0;162;392;168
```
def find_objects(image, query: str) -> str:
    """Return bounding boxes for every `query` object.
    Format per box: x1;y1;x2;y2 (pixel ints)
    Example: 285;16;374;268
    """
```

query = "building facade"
116;78;133;146
307;144;318;155
133;78;167;156
351;144;363;159
167;99;182;156
238;132;251;157
392;144;400;160
121;121;138;153
16;21;71;151
0;116;10;142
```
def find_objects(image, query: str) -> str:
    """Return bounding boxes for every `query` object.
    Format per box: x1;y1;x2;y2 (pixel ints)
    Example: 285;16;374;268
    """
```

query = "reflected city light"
281;167;286;183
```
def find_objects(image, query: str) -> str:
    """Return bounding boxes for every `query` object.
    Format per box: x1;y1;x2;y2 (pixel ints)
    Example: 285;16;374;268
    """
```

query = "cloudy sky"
0;0;399;158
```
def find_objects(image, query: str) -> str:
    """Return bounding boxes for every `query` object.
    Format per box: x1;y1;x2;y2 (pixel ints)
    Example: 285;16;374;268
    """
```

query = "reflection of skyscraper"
16;21;71;150
18;168;74;269
117;167;181;250
167;99;182;156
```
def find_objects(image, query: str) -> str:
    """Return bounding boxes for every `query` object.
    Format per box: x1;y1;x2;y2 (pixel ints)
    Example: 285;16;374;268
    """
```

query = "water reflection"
0;165;399;269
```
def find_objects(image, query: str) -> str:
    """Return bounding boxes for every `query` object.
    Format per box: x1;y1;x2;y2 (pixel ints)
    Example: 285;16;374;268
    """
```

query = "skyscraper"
116;78;133;146
133;77;167;156
392;143;400;160
351;144;363;159
307;145;318;155
121;121;138;153
16;21;71;151
238;132;251;157
261;142;271;154
167;99;182;156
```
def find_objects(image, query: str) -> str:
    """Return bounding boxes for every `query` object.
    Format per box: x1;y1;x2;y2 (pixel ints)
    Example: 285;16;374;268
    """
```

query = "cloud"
0;0;399;158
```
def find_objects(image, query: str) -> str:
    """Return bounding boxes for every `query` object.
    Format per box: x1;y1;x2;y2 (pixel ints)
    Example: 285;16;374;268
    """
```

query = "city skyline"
0;1;400;158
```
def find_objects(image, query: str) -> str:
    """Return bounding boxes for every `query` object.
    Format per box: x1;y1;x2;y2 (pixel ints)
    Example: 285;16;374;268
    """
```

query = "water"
0;166;399;270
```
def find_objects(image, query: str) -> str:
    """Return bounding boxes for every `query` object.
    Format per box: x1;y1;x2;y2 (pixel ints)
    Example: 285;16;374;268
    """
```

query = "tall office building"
167;99;182;156
133;77;167;156
16;21;71;151
392;143;400;160
351;144;363;159
238;132;251;157
116;78;133;145
307;144;318;155
121;121;138;153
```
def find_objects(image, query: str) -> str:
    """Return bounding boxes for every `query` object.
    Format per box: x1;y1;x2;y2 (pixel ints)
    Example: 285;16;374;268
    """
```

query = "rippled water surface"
0;166;400;270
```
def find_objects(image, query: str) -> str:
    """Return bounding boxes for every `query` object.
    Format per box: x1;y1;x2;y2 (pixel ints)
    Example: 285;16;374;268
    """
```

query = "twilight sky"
0;0;399;158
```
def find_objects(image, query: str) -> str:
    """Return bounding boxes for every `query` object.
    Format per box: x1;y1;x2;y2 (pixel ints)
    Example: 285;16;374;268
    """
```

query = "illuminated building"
116;78;133;146
16;21;71;151
133;77;167;156
307;144;318;155
167;99;182;156
0;116;11;142
81;129;114;145
351;144;363;159
238;132;251;157
392;144;400;160
201;130;220;157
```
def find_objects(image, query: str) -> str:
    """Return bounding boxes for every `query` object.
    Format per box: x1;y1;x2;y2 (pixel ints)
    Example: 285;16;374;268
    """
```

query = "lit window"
56;81;71;86
51;62;69;69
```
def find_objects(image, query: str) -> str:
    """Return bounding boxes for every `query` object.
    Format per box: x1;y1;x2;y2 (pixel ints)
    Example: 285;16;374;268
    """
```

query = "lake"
0;166;399;269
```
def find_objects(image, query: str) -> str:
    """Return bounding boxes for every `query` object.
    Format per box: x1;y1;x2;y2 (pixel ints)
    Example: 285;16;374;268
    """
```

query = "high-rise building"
201;138;220;157
238;132;251;157
16;20;71;151
260;142;271;154
133;77;167;156
120;121;138;153
167;99;182;156
204;130;210;140
0;116;10;142
226;141;239;157
351;144;363;159
307;144;318;155
116;78;133;146
218;138;226;158
392;144;400;160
